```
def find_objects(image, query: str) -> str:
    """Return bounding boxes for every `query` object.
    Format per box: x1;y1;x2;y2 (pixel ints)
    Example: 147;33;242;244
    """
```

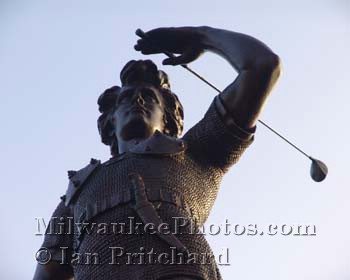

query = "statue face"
112;83;165;141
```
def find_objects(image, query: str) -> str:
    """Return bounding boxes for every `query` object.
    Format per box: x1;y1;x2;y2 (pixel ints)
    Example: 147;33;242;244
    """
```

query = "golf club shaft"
136;29;311;160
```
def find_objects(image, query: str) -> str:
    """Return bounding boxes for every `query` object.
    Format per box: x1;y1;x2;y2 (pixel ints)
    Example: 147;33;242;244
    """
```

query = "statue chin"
120;118;154;141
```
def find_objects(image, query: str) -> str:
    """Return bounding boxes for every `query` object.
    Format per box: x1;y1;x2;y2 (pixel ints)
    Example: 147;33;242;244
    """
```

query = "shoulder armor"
65;158;101;206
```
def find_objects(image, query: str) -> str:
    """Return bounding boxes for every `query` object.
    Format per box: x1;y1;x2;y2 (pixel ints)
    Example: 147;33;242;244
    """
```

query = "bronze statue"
34;26;281;280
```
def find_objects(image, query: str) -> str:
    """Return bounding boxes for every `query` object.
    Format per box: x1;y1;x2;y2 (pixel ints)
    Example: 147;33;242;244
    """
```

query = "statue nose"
136;95;144;105
133;92;145;105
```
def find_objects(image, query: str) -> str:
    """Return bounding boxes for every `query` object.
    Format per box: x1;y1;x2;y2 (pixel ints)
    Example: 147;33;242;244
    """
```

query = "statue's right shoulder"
63;158;101;206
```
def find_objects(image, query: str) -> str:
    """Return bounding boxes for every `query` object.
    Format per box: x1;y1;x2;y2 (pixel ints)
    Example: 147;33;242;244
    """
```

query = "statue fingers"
162;48;203;66
134;39;162;55
136;28;188;54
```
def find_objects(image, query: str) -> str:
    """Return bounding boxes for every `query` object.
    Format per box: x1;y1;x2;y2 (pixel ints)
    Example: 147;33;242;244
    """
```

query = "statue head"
97;60;184;156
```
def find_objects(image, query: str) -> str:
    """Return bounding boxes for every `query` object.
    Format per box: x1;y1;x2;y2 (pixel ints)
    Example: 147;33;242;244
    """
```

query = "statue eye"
117;90;133;105
142;89;159;103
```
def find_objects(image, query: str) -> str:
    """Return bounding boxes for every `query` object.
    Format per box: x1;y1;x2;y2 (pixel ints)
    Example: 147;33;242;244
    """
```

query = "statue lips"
128;106;149;116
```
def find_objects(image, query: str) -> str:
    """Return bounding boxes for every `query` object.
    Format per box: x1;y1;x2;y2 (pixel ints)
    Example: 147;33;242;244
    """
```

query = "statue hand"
134;27;204;65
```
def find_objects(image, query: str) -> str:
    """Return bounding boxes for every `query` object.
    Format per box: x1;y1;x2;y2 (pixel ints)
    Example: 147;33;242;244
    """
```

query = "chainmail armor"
40;97;254;280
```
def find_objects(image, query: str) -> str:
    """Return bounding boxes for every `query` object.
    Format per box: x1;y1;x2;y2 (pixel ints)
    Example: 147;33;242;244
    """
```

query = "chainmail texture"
41;97;254;280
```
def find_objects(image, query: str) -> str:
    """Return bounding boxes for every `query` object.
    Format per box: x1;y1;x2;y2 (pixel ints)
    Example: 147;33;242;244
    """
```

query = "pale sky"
0;0;349;279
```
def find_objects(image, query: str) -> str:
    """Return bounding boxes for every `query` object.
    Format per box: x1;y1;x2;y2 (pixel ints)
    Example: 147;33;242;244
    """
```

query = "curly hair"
97;60;184;157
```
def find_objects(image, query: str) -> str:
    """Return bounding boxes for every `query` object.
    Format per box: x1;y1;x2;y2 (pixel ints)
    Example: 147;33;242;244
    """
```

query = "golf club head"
310;157;328;182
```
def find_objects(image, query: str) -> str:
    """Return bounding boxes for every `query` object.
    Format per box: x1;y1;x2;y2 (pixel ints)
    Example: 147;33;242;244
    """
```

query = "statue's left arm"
135;26;281;130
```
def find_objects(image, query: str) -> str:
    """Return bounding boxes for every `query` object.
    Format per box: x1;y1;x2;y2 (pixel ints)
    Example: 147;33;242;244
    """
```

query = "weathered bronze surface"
34;26;281;280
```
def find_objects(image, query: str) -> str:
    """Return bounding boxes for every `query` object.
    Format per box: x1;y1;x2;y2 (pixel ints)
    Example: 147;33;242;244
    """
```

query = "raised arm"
135;26;281;129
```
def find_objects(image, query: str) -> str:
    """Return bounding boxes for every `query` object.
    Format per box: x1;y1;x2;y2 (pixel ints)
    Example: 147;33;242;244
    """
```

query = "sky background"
0;0;349;279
